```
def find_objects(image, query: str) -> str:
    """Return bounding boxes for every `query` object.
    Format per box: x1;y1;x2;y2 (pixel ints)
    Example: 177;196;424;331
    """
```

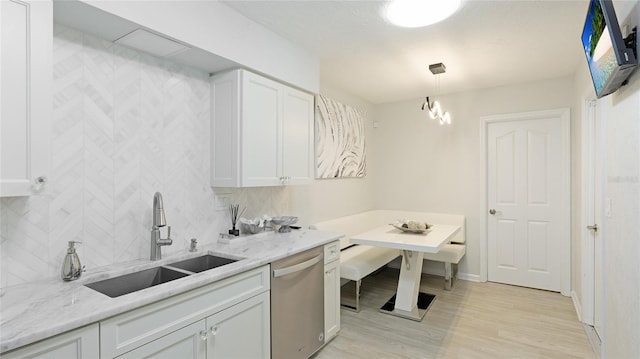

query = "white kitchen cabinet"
211;69;314;187
324;241;341;341
113;280;270;359
206;291;270;358
0;0;51;197
100;265;270;358
1;324;99;359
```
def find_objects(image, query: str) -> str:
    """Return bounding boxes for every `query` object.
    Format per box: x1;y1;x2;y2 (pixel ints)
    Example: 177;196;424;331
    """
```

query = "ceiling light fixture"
421;63;451;125
384;0;461;28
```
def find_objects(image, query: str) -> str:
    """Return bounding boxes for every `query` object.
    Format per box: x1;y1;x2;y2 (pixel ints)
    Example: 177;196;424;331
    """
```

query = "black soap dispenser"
61;241;84;281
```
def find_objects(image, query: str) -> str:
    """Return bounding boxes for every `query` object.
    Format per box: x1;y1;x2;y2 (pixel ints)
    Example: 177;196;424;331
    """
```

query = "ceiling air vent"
114;28;190;58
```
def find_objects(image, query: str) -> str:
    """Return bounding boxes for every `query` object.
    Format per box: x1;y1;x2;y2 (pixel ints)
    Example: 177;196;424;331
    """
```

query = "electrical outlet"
215;194;230;211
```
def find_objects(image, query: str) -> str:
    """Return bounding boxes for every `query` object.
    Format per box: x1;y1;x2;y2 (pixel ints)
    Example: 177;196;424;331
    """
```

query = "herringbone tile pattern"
0;25;289;288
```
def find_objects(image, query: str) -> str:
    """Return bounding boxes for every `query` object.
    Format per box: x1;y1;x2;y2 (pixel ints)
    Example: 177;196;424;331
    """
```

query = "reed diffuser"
228;204;245;236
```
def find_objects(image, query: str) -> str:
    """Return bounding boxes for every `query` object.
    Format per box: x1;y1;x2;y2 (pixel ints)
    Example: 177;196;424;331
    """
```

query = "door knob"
587;224;598;232
489;209;496;215
34;176;48;184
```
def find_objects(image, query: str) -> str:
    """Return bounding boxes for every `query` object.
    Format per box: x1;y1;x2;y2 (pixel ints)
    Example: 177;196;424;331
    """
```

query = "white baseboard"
457;272;481;282
583;323;602;358
571;290;583;322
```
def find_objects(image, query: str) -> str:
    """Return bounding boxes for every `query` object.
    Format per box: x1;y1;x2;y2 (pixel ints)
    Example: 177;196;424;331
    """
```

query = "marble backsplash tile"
0;25;288;289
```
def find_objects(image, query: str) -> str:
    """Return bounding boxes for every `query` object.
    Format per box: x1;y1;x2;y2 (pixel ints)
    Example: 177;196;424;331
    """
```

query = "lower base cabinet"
324;241;341;342
117;292;270;359
324;259;340;341
2;324;99;359
102;266;270;359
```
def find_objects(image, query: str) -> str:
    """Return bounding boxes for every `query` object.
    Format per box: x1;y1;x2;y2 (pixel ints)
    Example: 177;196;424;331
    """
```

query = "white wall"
289;83;377;227
600;71;640;359
600;3;640;357
372;77;575;278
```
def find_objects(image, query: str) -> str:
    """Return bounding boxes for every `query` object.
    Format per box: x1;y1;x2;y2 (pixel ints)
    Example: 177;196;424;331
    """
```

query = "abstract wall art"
315;95;366;178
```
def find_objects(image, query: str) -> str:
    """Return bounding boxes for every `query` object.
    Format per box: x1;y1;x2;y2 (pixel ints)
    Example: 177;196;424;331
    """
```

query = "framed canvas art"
315;95;366;178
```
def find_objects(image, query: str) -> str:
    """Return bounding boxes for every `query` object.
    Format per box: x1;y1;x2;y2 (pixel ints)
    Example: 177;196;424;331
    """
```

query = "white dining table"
351;224;461;321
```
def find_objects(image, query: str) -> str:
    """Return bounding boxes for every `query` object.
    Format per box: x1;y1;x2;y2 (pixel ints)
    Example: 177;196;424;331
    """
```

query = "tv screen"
581;0;636;98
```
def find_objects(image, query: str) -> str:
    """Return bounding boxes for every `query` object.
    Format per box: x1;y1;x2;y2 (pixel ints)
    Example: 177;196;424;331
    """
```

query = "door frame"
479;108;571;296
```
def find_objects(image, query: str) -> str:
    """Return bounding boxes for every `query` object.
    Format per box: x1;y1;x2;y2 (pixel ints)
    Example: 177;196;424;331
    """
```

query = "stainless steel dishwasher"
271;246;324;358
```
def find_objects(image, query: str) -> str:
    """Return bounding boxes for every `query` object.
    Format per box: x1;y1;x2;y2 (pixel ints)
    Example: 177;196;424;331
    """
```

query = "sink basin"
85;267;189;298
166;255;237;273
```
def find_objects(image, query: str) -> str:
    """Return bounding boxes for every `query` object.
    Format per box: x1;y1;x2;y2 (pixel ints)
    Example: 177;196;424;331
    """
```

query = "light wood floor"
314;268;595;359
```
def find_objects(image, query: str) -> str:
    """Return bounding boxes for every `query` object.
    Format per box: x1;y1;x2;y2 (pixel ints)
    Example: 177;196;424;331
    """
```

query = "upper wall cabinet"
211;69;314;187
1;0;52;197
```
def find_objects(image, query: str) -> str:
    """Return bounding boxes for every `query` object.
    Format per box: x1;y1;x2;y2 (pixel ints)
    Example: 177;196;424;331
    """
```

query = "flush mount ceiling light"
421;63;451;125
384;0;461;28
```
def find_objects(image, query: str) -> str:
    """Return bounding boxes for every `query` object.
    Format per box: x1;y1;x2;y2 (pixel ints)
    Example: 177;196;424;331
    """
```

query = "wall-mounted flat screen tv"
581;0;636;98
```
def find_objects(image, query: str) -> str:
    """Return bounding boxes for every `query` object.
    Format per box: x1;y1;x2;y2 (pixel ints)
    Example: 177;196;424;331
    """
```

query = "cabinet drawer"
116;321;206;359
324;241;340;264
101;265;269;358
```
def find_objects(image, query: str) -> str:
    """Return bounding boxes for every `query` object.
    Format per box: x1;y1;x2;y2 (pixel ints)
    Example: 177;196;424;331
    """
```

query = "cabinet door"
0;0;51;197
2;324;99;359
241;71;282;186
116;321;206;359
206;292;270;359
210;70;240;187
282;87;314;184
324;259;341;341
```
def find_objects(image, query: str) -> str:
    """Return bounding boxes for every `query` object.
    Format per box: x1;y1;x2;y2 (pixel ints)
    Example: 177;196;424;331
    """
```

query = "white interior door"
487;109;570;293
582;99;604;340
591;100;605;338
593;107;604;340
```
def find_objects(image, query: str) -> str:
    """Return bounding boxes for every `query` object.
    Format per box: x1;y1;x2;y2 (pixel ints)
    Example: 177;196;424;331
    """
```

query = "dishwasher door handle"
273;255;322;278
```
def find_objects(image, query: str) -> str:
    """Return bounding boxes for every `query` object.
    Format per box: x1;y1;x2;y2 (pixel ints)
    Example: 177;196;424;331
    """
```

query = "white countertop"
0;229;342;353
351;224;461;253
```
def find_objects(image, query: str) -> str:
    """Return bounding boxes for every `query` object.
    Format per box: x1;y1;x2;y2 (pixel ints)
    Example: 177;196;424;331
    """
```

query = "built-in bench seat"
312;210;466;312
337;245;400;311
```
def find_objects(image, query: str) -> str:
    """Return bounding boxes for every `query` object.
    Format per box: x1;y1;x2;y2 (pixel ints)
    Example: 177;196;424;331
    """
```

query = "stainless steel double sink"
85;255;238;298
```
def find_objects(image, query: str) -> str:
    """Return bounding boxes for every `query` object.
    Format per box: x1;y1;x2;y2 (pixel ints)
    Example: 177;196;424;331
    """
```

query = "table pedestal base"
379;292;436;321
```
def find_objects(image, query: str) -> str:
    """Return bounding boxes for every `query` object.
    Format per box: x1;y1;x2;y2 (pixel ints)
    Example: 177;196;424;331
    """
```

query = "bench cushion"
340;245;400;281
422;243;465;263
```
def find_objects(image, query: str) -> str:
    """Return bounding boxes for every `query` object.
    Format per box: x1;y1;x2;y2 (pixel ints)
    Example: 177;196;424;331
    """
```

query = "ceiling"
223;0;589;104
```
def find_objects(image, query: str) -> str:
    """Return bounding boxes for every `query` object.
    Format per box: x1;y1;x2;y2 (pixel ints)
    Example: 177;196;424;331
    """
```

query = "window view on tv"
582;0;615;95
